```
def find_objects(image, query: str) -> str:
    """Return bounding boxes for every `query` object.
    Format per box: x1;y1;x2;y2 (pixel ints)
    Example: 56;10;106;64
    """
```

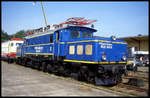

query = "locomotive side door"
54;31;60;60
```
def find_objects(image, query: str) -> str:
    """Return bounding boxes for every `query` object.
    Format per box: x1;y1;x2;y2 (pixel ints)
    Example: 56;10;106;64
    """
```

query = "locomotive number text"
100;43;112;49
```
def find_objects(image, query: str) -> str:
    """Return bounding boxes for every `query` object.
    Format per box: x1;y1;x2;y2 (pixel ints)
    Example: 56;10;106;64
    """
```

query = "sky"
2;1;149;37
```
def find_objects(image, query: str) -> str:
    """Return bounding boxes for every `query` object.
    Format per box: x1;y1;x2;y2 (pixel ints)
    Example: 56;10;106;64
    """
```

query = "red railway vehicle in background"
1;38;23;63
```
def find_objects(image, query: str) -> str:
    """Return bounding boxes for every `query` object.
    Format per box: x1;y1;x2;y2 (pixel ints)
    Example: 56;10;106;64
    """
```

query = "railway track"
127;71;148;80
117;83;148;92
8;62;149;96
123;75;149;82
34;67;149;96
138;70;149;73
44;69;149;96
62;76;149;96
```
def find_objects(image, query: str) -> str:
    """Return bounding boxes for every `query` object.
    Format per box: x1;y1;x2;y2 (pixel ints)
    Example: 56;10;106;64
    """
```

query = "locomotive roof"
25;25;97;39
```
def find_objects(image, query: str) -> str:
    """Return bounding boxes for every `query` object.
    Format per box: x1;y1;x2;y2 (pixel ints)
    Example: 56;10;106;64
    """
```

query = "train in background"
126;47;149;72
1;38;23;63
15;17;128;85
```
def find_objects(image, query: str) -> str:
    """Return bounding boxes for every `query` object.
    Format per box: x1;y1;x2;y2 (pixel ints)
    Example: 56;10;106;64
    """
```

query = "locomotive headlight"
102;55;107;61
122;56;126;61
122;52;126;61
111;36;116;41
102;51;107;61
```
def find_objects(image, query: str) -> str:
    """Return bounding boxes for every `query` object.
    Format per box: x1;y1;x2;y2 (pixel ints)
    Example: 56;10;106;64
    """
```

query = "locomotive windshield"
16;43;22;47
83;31;92;38
70;30;93;39
70;30;80;38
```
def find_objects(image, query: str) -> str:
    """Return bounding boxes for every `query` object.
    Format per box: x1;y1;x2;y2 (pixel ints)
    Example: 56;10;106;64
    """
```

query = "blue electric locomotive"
16;17;127;85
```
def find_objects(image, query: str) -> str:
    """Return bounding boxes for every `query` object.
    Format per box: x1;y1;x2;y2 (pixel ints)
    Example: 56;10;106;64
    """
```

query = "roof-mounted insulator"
60;17;97;26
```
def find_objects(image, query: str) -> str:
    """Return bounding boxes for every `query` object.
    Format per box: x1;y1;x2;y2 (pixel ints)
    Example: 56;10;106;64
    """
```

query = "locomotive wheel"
47;63;52;73
52;63;59;74
22;58;27;66
30;61;35;69
18;60;21;65
19;60;23;66
58;66;65;76
63;64;71;77
37;63;41;70
26;61;31;68
35;61;41;70
116;75;122;83
7;59;11;64
87;72;95;84
63;68;71;77
16;59;19;64
22;60;26;66
42;62;47;72
78;66;88;82
78;69;83;81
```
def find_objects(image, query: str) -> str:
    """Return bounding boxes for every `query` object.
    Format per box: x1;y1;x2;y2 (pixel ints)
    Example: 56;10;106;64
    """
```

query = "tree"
1;30;27;42
1;30;11;42
11;30;26;39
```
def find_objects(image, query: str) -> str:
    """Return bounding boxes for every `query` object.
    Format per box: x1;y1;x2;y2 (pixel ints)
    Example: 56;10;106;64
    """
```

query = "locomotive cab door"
54;31;60;60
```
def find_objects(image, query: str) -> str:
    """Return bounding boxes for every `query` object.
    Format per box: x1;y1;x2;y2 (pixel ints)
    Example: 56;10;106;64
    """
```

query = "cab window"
70;30;80;38
11;43;13;47
16;43;22;47
50;34;53;43
26;40;28;45
56;32;59;42
83;32;92;38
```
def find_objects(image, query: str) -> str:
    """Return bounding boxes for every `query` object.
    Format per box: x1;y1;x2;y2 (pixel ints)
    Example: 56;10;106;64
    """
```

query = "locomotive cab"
56;26;97;42
53;26;97;59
